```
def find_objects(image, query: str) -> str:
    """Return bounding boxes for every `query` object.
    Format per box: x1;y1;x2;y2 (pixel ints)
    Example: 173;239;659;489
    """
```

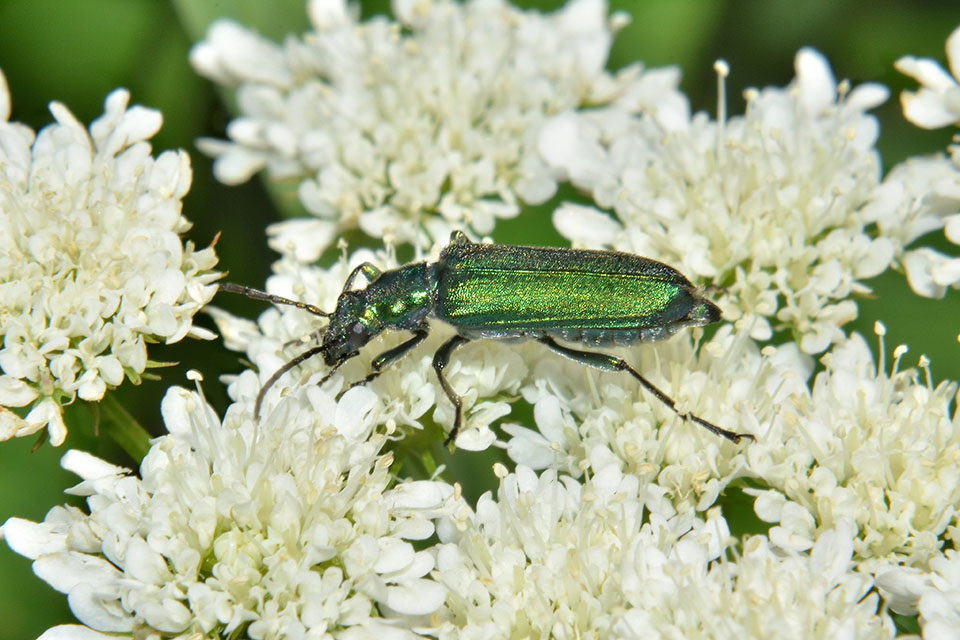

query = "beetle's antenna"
254;349;351;419
255;345;323;418
217;283;336;419
218;282;330;318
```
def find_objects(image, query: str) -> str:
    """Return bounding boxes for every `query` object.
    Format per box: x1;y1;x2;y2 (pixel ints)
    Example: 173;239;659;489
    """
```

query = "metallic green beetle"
221;231;752;444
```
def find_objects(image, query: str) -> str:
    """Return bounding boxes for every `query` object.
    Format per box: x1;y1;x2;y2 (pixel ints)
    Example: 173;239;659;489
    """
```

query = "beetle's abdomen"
434;243;718;343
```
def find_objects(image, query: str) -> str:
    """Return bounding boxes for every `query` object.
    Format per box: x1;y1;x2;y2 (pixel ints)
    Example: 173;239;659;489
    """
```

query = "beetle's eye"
348;322;367;349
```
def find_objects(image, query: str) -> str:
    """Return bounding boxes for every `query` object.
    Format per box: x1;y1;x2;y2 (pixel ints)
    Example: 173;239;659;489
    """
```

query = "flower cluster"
891;23;960;299
504;324;806;511
430;466;891;638
190;0;686;260
878;549;960;634
0;70;219;445
541;48;960;353
747;325;960;570
1;378;454;638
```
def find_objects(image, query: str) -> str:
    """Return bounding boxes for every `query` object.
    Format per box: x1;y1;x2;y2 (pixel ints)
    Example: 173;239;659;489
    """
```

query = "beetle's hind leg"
536;336;753;444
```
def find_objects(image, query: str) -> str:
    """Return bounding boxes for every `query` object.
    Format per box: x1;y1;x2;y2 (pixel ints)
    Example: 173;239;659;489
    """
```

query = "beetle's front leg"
537;336;753;444
431;334;471;446
346;325;430;391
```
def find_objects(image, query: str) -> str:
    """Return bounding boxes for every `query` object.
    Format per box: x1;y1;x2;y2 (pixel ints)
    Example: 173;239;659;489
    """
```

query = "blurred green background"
0;1;958;637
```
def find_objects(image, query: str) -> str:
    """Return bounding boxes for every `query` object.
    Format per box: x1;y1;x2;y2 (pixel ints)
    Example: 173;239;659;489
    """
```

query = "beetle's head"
320;290;384;365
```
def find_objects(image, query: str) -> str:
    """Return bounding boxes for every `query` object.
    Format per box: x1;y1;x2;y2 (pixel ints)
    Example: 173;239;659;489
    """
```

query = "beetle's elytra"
220;231;753;445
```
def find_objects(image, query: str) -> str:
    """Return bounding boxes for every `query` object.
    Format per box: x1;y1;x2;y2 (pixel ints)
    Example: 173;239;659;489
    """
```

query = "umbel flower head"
746;325;960;569
541;48;960;353
0;376;454;639
0;69;220;446
190;0;686;260
891;24;960;299
430;466;892;638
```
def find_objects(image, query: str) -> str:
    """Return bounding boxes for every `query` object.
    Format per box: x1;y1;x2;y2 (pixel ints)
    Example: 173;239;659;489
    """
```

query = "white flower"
542;48;894;353
432;466;892;638
746;326;960;567
505;324;810;512
917;550;960;639
861;154;960;299
191;0;686;259
876;549;960;639
896;25;960;129
885;24;960;299
0;379;454;639
0;69;219;446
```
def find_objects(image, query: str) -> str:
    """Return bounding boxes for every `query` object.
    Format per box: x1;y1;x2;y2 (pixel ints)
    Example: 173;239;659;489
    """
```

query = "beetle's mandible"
220;231;753;445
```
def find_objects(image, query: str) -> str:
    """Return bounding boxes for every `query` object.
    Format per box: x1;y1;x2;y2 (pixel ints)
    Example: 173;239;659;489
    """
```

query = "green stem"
98;394;152;462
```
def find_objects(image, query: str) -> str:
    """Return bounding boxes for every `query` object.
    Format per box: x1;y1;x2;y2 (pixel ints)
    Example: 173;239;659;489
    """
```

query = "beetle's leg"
432;334;471;445
255;348;352;420
537;336;753;444
343;262;383;291
448;230;472;245
346;326;430;391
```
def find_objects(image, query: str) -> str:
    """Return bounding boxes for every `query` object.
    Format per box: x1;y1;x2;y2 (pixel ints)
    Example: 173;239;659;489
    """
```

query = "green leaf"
96;394;153;462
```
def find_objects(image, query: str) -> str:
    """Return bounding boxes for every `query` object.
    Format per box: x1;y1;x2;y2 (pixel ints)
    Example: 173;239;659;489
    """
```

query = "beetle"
220;231;753;445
